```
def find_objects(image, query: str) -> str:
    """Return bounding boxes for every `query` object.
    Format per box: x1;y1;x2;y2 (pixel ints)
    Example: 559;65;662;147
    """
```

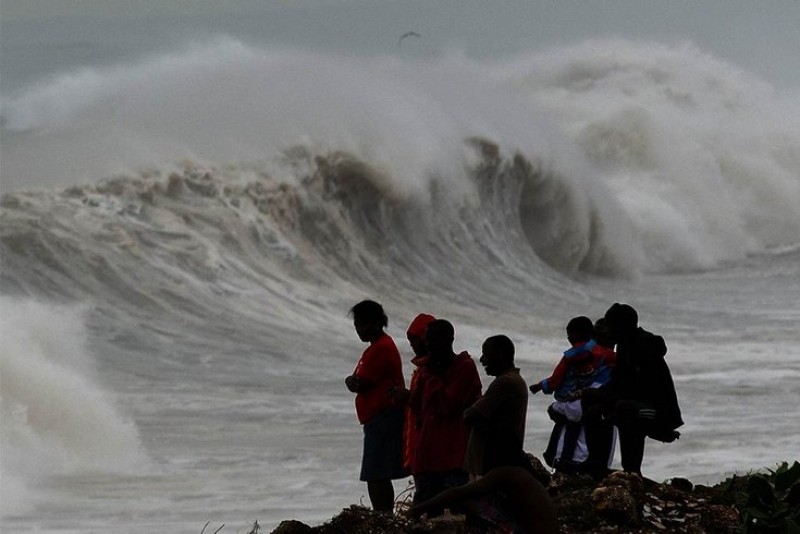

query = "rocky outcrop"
271;470;748;534
549;471;741;533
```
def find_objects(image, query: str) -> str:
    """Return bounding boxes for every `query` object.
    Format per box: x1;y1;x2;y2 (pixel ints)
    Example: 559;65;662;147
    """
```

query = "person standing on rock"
588;303;683;475
464;335;530;477
386;313;436;496
345;300;407;512
529;316;598;472
408;319;482;507
578;317;618;477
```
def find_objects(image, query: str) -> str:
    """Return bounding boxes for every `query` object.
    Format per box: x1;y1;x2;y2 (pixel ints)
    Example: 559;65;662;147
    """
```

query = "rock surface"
270;470;747;533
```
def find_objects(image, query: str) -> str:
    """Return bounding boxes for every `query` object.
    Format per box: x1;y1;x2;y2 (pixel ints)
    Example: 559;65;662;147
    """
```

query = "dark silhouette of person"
530;316;597;472
345;300;407;512
578;317;618;477
408;319;482;507
409;465;557;534
394;313;436;489
464;335;529;477
590;303;683;475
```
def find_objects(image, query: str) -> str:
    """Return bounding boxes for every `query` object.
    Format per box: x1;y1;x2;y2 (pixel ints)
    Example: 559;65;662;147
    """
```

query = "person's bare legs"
367;479;395;512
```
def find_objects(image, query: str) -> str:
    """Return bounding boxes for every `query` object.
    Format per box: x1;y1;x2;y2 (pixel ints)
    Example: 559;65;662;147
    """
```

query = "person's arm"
409;474;496;518
462;405;483;426
539;357;569;395
352;338;392;392
464;376;507;424
345;371;377;392
345;374;361;393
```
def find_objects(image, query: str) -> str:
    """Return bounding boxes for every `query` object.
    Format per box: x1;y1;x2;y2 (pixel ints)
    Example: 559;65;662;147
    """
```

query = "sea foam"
1;38;798;277
0;298;147;516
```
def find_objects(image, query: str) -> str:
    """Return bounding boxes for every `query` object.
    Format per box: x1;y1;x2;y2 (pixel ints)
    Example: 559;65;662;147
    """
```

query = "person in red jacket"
345;300;407;512
400;314;436;475
409;319;482;509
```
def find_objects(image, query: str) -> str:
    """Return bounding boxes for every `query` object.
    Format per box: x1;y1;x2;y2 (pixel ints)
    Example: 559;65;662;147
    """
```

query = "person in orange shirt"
345;300;407;512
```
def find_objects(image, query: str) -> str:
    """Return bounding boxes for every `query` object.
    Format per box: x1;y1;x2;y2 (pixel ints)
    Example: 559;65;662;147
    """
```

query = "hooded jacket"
403;313;436;471
605;327;683;432
406;313;435;340
409;351;482;473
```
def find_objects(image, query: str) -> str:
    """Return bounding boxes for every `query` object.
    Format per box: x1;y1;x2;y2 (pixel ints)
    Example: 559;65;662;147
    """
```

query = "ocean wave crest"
0;141;635;322
1;37;798;284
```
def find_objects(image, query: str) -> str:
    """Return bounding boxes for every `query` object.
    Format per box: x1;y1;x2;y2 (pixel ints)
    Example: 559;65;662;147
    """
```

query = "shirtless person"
409;466;557;534
464;335;529;477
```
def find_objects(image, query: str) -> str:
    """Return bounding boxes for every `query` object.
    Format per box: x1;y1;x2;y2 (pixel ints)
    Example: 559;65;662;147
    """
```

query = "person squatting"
345;300;682;534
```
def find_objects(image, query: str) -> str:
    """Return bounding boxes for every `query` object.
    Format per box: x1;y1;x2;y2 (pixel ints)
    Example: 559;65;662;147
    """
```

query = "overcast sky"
2;0;799;91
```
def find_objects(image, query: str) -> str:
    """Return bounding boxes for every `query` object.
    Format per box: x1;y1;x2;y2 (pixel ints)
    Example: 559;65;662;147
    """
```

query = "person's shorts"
360;407;407;482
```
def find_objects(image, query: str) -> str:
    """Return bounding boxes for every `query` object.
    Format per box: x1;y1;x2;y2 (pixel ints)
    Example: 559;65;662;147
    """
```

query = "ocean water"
1;32;800;534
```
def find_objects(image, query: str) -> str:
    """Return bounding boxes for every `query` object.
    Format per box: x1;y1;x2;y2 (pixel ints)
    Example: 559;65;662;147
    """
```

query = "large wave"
1;38;799;526
0;147;622;316
1;37;798;287
495;39;800;271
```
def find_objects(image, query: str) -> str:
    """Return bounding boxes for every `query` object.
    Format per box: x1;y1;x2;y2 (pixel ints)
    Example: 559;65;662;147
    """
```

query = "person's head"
406;313;436;357
566;316;593;345
350;300;387;342
425;319;455;361
593;318;614;348
480;335;515;376
604;303;638;342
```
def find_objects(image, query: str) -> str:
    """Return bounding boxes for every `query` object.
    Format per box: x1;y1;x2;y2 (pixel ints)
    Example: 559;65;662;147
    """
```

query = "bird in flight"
398;31;422;46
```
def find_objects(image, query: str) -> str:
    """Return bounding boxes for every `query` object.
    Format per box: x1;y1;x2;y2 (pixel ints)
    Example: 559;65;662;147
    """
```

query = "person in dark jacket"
593;303;683;475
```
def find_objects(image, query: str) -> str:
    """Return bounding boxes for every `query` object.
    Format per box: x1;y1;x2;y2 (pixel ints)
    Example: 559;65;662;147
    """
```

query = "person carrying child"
577;317;618;477
585;303;683;475
529;316;598;472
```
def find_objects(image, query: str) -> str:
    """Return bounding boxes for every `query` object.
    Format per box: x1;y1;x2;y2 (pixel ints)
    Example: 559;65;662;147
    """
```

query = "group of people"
345;300;683;533
528;305;682;478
